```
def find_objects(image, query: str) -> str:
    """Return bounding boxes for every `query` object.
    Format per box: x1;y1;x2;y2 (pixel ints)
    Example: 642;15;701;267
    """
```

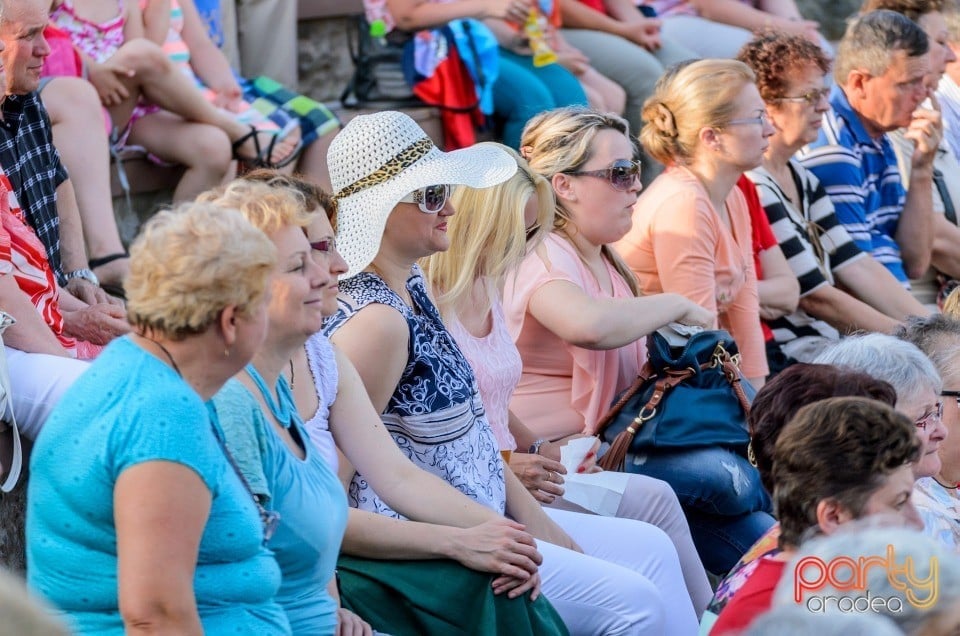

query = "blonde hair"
640;58;756;166
520;106;640;296
946;2;960;41
944;286;960;317
126;202;276;340
197;178;315;234
421;144;554;318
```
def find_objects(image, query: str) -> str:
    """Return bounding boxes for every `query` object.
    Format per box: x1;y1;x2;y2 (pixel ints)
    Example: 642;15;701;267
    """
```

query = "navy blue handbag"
597;329;755;472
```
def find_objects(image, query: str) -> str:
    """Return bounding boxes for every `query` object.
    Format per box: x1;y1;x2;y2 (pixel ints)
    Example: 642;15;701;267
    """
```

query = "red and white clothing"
0;174;77;356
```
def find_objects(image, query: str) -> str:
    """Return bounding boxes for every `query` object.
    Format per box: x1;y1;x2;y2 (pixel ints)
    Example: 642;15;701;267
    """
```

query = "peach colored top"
503;233;646;439
615;166;769;379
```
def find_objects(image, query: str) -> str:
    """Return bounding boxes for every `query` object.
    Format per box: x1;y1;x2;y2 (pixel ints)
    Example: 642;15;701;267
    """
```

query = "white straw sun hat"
329;111;518;277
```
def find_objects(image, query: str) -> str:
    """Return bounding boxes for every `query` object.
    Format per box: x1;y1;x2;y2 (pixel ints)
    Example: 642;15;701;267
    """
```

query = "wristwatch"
65;268;100;286
528;438;547;455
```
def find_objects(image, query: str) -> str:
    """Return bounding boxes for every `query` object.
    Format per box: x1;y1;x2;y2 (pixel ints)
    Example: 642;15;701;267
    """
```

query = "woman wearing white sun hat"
323;110;699;635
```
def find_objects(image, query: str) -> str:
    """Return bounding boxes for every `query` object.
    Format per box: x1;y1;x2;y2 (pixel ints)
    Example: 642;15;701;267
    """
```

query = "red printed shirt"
0;173;77;355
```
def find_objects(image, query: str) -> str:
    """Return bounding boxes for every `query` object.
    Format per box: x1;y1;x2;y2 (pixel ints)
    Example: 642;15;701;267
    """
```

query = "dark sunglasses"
400;184;452;213
565;159;641;192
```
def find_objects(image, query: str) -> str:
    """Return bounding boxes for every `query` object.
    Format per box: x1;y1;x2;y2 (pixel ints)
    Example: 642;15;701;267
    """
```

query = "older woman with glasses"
815;332;948;481
615;58;774;389
896;314;960;553
737;32;926;367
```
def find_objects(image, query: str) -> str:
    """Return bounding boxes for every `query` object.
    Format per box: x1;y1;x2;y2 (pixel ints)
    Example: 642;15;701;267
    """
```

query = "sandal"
90;251;129;300
231;125;304;170
89;251;129;270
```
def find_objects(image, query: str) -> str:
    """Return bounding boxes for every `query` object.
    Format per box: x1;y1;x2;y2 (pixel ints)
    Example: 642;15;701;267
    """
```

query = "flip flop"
232;125;304;170
89;251;129;270
90;252;129;300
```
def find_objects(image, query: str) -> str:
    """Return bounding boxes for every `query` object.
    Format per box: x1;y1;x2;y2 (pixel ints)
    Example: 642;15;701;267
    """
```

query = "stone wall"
298;16;356;104
797;0;861;41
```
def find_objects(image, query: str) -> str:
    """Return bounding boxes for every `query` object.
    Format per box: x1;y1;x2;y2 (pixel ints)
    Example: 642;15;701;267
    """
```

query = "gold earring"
224;347;230;358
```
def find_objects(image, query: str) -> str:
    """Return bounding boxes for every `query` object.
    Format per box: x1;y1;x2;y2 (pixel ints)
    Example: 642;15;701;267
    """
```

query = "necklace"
288;358;295;391
245;363;298;429
933;475;959;490
140;334;182;377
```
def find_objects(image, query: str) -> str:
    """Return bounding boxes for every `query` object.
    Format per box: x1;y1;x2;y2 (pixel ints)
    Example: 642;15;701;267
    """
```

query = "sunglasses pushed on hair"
565;160;641;192
400;184;452;213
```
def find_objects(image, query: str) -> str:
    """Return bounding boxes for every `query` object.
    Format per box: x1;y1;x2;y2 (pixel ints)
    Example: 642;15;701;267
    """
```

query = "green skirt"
338;556;568;636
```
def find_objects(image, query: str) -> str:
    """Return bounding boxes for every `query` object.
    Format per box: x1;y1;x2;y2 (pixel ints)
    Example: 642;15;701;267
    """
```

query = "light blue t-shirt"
214;376;348;635
26;336;290;635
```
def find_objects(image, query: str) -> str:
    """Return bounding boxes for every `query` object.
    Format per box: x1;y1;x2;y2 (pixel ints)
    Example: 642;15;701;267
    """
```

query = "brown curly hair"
748;363;897;494
772;396;920;549
737;31;832;103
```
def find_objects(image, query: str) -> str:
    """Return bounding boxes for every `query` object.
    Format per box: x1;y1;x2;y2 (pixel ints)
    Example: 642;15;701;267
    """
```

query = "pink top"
50;0;126;63
503;233;646;439
615;166;768;379
447;299;521;452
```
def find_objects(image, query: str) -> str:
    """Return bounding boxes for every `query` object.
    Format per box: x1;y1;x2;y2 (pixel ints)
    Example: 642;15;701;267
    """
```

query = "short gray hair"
895;314;960;385
835;9;929;84
773;526;960;633
813;333;942;404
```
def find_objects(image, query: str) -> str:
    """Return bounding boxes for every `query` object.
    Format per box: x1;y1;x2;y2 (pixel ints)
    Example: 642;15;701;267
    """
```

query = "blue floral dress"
322;266;506;516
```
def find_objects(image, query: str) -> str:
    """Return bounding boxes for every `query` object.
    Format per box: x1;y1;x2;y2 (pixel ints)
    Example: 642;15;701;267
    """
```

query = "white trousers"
5;346;88;440
549;473;714;616
539;508;699;636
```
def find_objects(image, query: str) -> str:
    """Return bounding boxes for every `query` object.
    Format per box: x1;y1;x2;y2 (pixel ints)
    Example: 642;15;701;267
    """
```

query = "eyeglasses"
564;159;641;192
774;87;830;106
310;238;337;255
726;111;770;128
399;184;451;213
915;401;944;431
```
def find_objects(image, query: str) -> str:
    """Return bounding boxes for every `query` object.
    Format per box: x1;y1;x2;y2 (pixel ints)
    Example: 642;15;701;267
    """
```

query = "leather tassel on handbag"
596;329;754;473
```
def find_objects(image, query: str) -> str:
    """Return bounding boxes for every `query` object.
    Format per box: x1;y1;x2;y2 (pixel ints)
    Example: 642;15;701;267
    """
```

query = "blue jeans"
493;50;587;148
625;447;774;574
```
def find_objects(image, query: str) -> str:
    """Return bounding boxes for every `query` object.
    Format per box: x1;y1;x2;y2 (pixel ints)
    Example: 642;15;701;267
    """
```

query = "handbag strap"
597;341;751;472
595;360;656;435
723;357;752;416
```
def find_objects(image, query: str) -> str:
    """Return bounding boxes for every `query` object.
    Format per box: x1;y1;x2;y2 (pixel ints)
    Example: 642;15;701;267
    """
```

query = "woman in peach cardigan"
615;58;775;387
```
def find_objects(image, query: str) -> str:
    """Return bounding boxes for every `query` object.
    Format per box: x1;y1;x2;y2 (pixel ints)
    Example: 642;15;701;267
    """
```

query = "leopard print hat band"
327;112;518;278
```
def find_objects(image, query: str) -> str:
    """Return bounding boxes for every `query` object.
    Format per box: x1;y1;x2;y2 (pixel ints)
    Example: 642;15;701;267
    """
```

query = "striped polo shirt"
797;85;910;286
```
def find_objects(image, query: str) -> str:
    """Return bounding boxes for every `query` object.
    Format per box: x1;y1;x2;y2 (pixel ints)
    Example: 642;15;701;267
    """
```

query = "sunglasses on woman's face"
400;184;452;213
564;159;641;192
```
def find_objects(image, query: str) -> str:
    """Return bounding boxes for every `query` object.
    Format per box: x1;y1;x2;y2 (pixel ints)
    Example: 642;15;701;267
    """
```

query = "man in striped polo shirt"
798;10;941;288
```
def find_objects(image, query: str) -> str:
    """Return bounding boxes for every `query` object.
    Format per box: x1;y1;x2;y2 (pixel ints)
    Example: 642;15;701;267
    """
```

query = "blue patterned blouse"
322;266;506;516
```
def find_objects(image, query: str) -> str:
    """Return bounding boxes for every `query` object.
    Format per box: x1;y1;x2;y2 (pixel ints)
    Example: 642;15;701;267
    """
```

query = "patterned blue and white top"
322;266;506;516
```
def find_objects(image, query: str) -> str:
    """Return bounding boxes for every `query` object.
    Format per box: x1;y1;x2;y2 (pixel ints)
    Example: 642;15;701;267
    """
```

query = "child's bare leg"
105;39;298;165
127;111;231;202
40;77;129;286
